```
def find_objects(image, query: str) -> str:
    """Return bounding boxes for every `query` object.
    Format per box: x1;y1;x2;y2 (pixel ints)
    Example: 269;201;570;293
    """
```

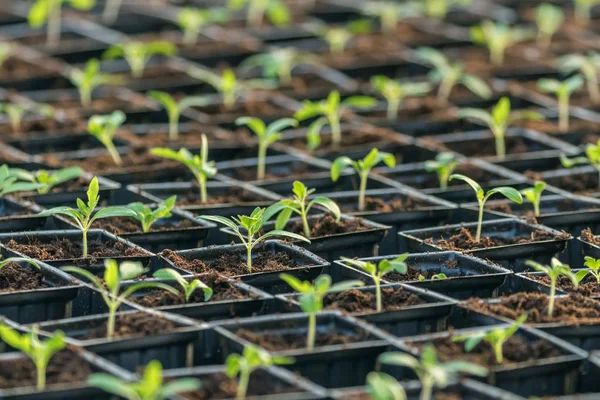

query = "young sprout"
449;174;523;242
177;7;230;45
470;20;533;66
69;59;112;108
418;273;448;281
28;0;95;48
559;52;600;104
525;258;579;316
88;110;126;166
124;196;177;233
147;91;210;140
240;48;319;87
103;41;177;78
0;43;13;69
331;148;396;211
341;254;408;312
226;345;294;400
537;75;585;132
458;96;543;159
0;257;41;272
151;135;217;203
452;313;528;364
0;102;54;133
0;325;65;391
520;181;547;217
280;274;364;351
535;3;565;51
228;0;291;29
200;207;309;272
415;47;492;102
263;181;341;239
424;152;459;191
370;76;431;121
581;256;600;284
294;91;377;151
89;360;201;400
187;67;238;110
366;372;407;400
361;1;423;34
378;344;488;400
38;177;136;258
235;116;298;180
561;139;600;185
319;20;373;56
63;259;178;338
153;268;213;303
574;0;600;25
0;165;45;197
8;166;83;195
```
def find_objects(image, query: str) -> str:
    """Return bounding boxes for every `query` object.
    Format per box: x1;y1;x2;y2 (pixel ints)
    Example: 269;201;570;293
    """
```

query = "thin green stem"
548;276;556;316
439;171;448;191
387;97;401;121
82;229;88;258
36;360;46;391
128;56;145;79
381;13;397;34
107;303;118;339
534;198;540;217
358;171;368;212
80;85;92;108
307;312;316;351
47;1;61;48
476;200;484;243
247;240;252;272
199;175;207;204
558;94;569;133
420;376;434;400
223;89;236;111
248;0;268;29
105;142;122;166
236;368;250;400
493;128;506;159
183;29;200;45
490;44;504;67
329;114;342;150
257;143;267;180
438;75;456;102
168;110;180;141
493;341;504;364
300;203;310;239
375;277;382;312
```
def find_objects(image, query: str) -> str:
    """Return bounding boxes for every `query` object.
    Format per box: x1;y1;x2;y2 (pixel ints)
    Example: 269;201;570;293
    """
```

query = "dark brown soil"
284;127;394;154
341;393;461;400
0;117;86;136
253;74;339;98
86;312;178;340
56;147;179;173
438;136;530;157
46;97;143;119
0;57;58;81
323;287;426;314
195;98;292;122
555;172;599;195
92;216;197;235
14;176;92;198
358;95;448;122
319;34;406;69
343;196;432;213
178;187;268;206
404;163;497;190
126;124;252;148
515;117;600;139
0;262;46;291
228;162;323;182
287;214;373;238
384;260;458;282
4;238;148;261
581;228;600;246
525;273;600;297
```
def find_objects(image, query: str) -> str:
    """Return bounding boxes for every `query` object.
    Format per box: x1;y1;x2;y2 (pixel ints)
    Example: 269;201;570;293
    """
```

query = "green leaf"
460;74;492;99
199;215;239;232
309;197;341;222
266;118;298;136
236;116;266;137
449;174;482;197
485;187;523;204
492;97;511;126
306;117;328;150
280;273;311;293
342;96;377;109
28;0;50;27
104;259;119;291
90;207;137;224
256;229;311;244
331;156;353;181
87;177;100;208
328;280;365;293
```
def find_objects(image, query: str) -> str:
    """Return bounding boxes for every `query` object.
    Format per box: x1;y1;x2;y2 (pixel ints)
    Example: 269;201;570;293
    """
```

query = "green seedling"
0;165;45;197
177;7;230;45
450;174;523;242
458;96;543;159
470;20;533;66
88;110;126;165
102;0;122;24
331;148;396;211
525;258;579;316
147;91;210;140
0;43;13;69
424;152;459;191
38;177;136;257
415;47;492;102
89;359;201;400
581;256;600;284
103;41;177;78
370;75;431;121
200;207;309;272
235;116;298;180
151;135;217;204
537;75;585;132
559;52;600;104
378;344;488;400
8;166;83;195
228;0;291;29
320;19;373;55
280;274;364;351
361;1;422;34
28;0;95;48
63;259;178;338
418;273;448;281
125;195;176;233
263;181;340;239
574;0;600;25
153;268;213;303
226;345;294;400
240;48;319;87
295;90;377;151
341;254;408;312
0;257;40;272
69;59;112;108
425;0;471;19
0;102;54;133
520;181;547;217
561;139;600;185
187;67;238;110
535;3;565;51
0;325;65;391
366;372;407;400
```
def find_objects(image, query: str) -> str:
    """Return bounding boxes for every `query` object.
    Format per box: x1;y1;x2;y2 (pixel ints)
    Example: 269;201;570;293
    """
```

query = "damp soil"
226;162;325;182
176;186;269;207
286;214;374;238
318;34;407;69
92;216;197;235
125;124;253;148
0;117;86;136
524;272;600;297
0;262;48;292
357;95;448;122
435;135;531;157
86;312;179;340
342;196;434;213
4;238;148;261
0;57;58;81
194;98;292;123
553;172;600;195
322;287;427;314
581;228;600;247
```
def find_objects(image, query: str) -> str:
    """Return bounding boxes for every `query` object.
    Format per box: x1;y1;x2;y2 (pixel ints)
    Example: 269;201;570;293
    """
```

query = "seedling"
0;102;54;133
319;20;373;55
102;0;122;24
418;273;448;281
525;258;579;316
561;139;600;185
103;41;177;78
0;257;41;272
341;254;408;312
520;181;547;217
452;313;528;364
89;360;201;400
366;372;407;400
225;345;294;400
177;7;229;45
240;48;319;87
153;268;213;303
425;0;471;19
88;110;126;166
0;165;45;197
535;3;564;51
264;181;340;238
235;116;298;180
63;259;178;338
295;91;377;150
574;0;600;25
559;52;600;104
228;0;291;29
378;344;488;400
8;166;83;195
151;135;217;203
449;174;523;242
331;148;396;211
415;47;492;102
200;207;309;272
0;325;65;391
581;256;600;284
470;20;533;66
28;0;95;48
458;96;543;159
424;152;459;191
38;177;136;258
187;67;238;110
147;91;210;140
0;43;13;69
361;1;422;34
280;273;364;351
370;76;431;121
69;59;112;108
125;196;177;233
537;75;585;132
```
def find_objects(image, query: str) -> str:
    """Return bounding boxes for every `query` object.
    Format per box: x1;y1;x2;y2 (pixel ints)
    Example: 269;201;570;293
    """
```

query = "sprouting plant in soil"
0;101;54;133
470;20;533;66
63;259;178;338
425;0;471;20
187;67;239;110
525;258;580;316
319;20;373;55
125;195;177;233
240;48;319;87
89;359;201;400
452;313;528;364
38;177;136;258
0;43;12;69
153;268;213;303
279;273;364;351
415;47;491;102
200;207;309;272
537;75;584;132
574;0;600;25
580;256;600;284
28;0;95;48
87;110;126;166
561;139;600;185
366;371;407;400
8;166;82;195
378;344;488;400
418;273;447;281
263;180;341;238
0;257;41;273
151;135;217;204
449;174;523;242
331;148;396;211
235;116;298;179
226;344;294;400
0;164;46;197
520;181;547;217
147;91;211;140
0;324;66;391
177;7;229;45
361;1;422;34
559;52;600;104
295;90;376;151
458;96;543;159
103;41;177;78
69;59;112;108
424;152;459;190
370;76;431;121
228;0;291;29
535;3;564;51
341;254;408;312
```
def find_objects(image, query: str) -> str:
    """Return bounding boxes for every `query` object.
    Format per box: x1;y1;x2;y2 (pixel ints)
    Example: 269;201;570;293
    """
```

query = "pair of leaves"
342;254;408;280
125;196;176;233
0;164;46;197
153;268;213;302
331;148;396;182
9;167;82;195
449;174;523;205
525;258;582;287
151;137;218;183
236;116;297;147
538;75;585;97
225;344;294;381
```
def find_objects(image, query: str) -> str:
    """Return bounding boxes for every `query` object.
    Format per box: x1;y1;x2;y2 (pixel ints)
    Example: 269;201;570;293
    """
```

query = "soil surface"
323;287;426;314
581;228;600;246
525;273;600;297
87;312;178;340
177;187;268;206
341;393;461;400
57;147;179;172
4;238;147;260
384;260;458;282
438;136;530;157
92;216;197;235
227;162;323;182
284;127;395;154
0;57;58;81
342;196;433;213
195;98;292;122
399;163;498;190
554;172;600;195
0;262;47;292
286;215;374;238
